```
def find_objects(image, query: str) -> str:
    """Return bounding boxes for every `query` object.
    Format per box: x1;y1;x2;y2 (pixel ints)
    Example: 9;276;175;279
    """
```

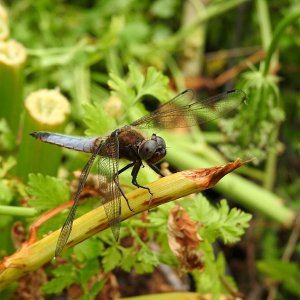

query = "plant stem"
256;0;272;50
0;205;38;217
15;89;71;180
165;0;248;50
0;4;9;41
263;10;300;77
0;161;243;289
0;40;26;136
166;136;295;226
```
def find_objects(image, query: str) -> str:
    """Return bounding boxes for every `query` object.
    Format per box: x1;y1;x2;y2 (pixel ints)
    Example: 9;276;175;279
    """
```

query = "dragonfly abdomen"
30;132;102;153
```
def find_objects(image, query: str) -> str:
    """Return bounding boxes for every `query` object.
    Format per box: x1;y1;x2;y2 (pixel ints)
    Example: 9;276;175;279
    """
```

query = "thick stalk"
0;161;244;289
0;4;9;41
0;40;26;136
166;136;294;226
15;89;71;179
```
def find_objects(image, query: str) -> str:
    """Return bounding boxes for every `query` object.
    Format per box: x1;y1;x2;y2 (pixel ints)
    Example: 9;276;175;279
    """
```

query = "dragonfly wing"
30;132;101;153
98;132;121;241
55;144;102;257
130;89;247;129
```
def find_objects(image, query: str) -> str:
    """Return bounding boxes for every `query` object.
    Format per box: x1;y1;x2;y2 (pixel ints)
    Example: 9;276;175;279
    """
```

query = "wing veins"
55;143;103;257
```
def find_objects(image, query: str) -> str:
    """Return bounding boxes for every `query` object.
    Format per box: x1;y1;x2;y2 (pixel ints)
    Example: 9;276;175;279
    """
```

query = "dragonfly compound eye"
138;139;157;160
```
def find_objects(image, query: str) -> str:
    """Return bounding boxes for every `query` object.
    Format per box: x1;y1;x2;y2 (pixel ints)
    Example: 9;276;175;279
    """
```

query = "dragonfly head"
138;134;166;163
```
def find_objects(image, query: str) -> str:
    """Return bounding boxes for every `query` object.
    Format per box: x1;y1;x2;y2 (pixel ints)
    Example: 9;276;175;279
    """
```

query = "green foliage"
42;260;105;296
185;195;252;244
1;0;299;298
257;260;300;296
27;174;70;210
83;101;117;136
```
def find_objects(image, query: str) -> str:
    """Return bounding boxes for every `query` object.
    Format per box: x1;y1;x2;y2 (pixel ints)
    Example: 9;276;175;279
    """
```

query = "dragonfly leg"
147;163;164;177
113;162;135;212
131;161;154;203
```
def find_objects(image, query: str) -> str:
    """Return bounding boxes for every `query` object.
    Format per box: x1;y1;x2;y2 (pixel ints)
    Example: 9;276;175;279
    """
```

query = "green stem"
256;0;272;50
0;205;38;217
167;136;294;226
164;0;248;50
263;10;300;77
263;124;279;190
15;89;71;180
0;40;26;136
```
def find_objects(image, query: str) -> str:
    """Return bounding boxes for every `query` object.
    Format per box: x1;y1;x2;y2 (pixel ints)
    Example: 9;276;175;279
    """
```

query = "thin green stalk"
256;0;272;50
165;0;247;50
263;10;300;77
166;56;186;91
181;0;206;76
261;11;300;188
0;205;38;217
264;124;280;190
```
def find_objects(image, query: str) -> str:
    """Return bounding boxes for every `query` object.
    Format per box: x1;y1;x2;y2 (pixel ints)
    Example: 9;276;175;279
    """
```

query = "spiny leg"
131;161;154;203
147;163;165;177
113;162;135;212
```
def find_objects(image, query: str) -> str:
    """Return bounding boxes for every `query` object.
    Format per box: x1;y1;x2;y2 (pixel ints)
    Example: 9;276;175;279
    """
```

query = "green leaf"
0;156;16;178
42;276;74;294
27;174;70;210
150;0;179;19
120;247;137;272
79;281;106;300
216;200;252;244
108;72;135;106
0;180;14;204
83;101;117;136
136;66;169;101
257;260;300;296
102;246;122;272
187;196;251;244
79;258;100;285
74;238;104;261
135;248;159;274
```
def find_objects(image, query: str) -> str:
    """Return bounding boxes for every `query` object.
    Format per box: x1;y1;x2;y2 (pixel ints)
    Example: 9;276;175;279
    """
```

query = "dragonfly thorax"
138;134;166;164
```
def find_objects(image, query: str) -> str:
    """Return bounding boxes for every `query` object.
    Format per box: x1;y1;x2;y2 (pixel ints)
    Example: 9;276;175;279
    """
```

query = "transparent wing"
98;131;121;241
55;144;102;257
130;89;247;129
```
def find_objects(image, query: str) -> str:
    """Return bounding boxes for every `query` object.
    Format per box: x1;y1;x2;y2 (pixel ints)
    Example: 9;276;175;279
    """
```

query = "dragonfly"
31;89;247;257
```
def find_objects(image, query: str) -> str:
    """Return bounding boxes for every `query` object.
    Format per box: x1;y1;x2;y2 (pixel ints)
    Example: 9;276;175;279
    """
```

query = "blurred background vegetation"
0;0;300;299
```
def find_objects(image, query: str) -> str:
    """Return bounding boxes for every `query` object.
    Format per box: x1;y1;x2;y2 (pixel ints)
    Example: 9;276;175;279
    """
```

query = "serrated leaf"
186;196;251;244
79;281;106;300
217;200;252;244
135;248;159;274
138;67;169;101
187;194;218;224
108;73;135;106
149;202;175;227
27;174;70;210
128;63;144;92
42;276;75;294
74;238;104;261
0;180;13;204
120;247;137;272
83;102;117;136
102;246;122;272
79;258;100;285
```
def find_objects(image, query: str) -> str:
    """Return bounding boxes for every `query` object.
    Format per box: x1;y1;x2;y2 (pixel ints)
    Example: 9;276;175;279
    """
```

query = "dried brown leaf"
168;205;204;271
